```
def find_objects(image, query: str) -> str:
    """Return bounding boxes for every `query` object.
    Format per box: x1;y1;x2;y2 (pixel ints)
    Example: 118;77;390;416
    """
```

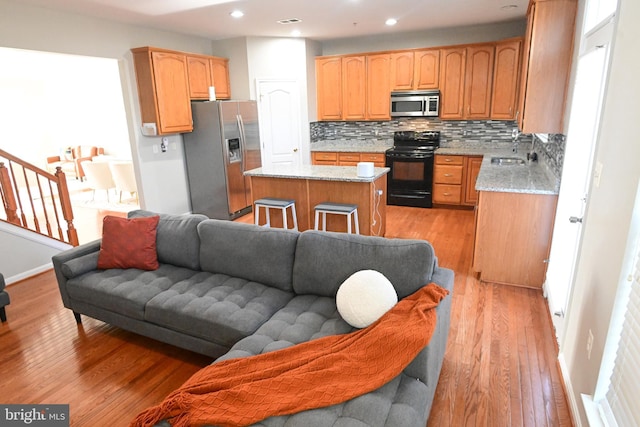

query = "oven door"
385;150;434;207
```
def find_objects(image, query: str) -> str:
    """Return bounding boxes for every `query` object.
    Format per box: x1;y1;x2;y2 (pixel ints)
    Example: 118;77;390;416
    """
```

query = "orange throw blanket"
130;283;449;427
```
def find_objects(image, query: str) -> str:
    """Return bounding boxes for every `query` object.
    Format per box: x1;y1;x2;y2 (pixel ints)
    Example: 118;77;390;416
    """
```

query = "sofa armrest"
52;239;102;309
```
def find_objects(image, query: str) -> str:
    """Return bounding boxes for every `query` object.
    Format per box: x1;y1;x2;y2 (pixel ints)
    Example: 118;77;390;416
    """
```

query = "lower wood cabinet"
473;191;558;288
433;155;482;206
312;152;385;167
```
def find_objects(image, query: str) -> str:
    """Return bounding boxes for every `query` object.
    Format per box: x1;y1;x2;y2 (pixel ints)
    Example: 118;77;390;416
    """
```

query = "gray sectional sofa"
52;210;454;427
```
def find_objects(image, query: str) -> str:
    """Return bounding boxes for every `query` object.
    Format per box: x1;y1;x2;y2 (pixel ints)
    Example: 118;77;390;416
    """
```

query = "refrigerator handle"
237;114;247;172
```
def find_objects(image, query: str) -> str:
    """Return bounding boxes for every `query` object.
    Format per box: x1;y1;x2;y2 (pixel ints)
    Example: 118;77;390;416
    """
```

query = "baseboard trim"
558;352;582;427
5;263;53;286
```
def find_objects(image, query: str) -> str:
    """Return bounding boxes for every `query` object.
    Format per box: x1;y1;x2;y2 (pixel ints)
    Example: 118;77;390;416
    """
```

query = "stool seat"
254;198;296;208
314;202;360;234
254;198;298;231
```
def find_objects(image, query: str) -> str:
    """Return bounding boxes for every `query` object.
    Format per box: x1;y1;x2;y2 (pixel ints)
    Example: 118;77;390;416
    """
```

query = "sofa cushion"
65;265;200;320
293;231;436;299
144;272;294;348
198;220;299;292
97;215;160;270
128;210;207;270
216;294;354;361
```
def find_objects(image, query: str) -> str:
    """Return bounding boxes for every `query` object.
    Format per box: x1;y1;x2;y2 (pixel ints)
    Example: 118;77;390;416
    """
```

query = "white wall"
0;222;71;283
561;0;640;424
321;20;527;55
0;0;214;215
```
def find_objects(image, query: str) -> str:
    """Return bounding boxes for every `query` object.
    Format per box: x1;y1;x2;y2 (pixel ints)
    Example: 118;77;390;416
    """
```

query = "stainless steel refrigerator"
183;100;262;220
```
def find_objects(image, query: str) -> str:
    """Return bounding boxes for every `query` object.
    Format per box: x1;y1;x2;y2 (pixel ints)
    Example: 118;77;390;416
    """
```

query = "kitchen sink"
490;157;526;166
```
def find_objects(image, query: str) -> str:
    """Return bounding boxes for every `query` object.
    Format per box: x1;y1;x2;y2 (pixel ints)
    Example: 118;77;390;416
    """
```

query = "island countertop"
245;164;390;182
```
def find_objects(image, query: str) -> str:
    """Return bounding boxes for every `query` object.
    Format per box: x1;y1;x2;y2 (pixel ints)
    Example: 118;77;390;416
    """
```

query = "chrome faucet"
511;129;520;153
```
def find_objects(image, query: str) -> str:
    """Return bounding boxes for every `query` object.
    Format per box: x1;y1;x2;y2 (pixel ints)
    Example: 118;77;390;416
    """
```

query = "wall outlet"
587;329;594;360
594;161;603;188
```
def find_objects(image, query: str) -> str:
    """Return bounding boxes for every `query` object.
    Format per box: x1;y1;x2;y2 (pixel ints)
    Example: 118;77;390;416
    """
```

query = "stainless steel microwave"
390;90;440;117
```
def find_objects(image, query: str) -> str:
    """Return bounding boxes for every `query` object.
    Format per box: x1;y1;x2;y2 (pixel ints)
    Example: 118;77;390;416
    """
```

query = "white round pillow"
336;270;398;328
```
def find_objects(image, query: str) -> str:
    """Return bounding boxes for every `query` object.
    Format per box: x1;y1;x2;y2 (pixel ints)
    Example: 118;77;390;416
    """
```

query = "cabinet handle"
445;158;452;162
444;193;451;196
444;174;453;177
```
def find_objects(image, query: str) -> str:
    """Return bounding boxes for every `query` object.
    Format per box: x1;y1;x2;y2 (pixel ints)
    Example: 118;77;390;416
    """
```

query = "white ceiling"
17;0;529;41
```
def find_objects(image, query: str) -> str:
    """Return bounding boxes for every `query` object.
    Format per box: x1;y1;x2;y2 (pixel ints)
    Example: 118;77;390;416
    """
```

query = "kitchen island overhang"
245;165;389;236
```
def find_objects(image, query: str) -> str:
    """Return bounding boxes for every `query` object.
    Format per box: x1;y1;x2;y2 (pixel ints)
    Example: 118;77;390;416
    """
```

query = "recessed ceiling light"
230;10;244;18
500;4;518;11
385;18;398;26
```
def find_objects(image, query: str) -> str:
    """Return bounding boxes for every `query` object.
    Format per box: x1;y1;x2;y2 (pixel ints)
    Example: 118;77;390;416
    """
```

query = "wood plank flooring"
0;206;572;426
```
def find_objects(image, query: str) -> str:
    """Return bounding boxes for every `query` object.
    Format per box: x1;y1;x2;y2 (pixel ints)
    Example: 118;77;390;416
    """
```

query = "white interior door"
256;79;302;168
544;24;612;343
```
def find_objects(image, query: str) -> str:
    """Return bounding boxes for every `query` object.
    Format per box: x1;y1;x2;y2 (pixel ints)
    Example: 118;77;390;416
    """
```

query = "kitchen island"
245;165;388;236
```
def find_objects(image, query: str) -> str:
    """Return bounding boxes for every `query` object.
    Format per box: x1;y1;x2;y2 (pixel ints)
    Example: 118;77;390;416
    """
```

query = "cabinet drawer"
435;155;464;165
434;165;463;184
433;184;462;204
313;152;338;161
338;153;361;162
360;153;385;163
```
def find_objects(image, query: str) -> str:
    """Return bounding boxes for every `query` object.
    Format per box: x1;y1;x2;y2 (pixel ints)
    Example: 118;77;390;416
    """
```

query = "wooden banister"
0;149;78;246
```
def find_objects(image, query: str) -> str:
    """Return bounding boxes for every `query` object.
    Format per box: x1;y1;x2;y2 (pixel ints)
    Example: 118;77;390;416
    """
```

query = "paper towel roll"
357;162;375;177
209;86;216;101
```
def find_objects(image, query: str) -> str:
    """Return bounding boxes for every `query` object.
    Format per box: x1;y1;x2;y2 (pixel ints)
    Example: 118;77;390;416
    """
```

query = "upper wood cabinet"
366;54;391;120
518;0;577;133
414;49;440;90
439;47;467;119
390;51;414;91
210;57;231;100
187;55;211;99
316;57;343;120
342;56;367;120
132;47;193;135
316;54;390;121
491;39;522;120
390;49;439;91
464;45;494;119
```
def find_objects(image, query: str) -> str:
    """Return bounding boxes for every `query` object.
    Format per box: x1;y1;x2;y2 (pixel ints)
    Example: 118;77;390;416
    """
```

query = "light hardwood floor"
0;206;572;426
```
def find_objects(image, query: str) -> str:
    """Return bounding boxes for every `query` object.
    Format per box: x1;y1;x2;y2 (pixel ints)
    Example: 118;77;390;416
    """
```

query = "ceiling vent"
277;18;302;25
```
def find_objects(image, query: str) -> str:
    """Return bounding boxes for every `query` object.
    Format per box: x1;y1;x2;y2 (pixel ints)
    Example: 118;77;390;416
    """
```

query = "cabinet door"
187;55;212;99
366;54;391;120
463;156;483;206
464;45;494;119
439;48;466;119
316;57;343;120
151;51;193;134
414;49;440;89
390;51;414;91
210;57;231;99
342;56;367;120
519;0;577;133
491;40;521;120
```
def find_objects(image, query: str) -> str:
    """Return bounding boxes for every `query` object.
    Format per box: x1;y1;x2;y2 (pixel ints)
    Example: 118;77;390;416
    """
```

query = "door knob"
569;216;583;223
293;148;298;152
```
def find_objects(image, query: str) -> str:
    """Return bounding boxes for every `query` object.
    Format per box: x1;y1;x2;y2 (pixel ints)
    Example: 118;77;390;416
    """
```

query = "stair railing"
0;149;78;246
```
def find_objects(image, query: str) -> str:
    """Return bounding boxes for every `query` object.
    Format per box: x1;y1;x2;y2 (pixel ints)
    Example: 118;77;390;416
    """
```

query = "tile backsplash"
310;119;566;180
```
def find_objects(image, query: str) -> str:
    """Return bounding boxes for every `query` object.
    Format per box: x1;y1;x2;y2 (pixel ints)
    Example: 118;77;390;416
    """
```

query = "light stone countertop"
245;164;390;183
310;139;393;153
436;146;559;195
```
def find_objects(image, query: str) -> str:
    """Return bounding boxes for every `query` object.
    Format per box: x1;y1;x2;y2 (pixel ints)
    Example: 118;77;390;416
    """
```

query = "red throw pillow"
97;215;160;270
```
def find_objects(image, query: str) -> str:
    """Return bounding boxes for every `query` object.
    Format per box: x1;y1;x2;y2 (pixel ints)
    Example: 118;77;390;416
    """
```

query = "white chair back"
108;161;137;202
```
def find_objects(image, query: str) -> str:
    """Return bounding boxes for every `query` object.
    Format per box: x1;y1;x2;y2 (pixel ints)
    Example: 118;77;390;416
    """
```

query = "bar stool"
314;202;360;234
254;198;298;231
